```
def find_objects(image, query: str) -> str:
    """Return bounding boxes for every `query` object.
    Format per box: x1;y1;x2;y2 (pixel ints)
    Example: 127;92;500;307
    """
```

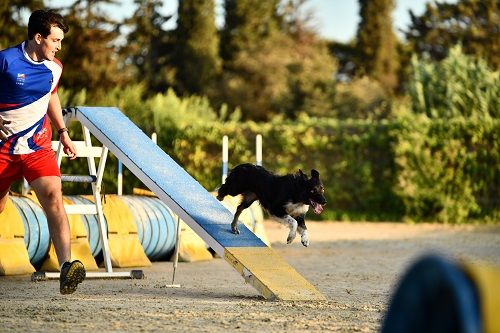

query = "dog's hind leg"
271;215;298;244
230;192;258;234
296;215;309;247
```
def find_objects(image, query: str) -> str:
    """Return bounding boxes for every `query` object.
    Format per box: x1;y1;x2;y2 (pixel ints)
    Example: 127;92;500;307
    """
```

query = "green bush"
394;114;500;223
397;45;500;222
167;116;404;221
407;45;499;119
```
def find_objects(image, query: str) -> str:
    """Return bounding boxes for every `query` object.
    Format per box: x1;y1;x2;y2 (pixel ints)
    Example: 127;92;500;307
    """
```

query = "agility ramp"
70;106;325;301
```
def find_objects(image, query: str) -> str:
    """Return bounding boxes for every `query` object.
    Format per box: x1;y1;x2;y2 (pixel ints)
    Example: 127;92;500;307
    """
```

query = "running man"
0;9;85;294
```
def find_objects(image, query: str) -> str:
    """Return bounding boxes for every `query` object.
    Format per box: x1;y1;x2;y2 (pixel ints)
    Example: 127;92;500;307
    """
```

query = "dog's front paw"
301;231;309;247
231;224;240;235
286;232;297;244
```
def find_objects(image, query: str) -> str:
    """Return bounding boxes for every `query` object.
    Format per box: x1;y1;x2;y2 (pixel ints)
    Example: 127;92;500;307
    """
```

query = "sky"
45;0;458;42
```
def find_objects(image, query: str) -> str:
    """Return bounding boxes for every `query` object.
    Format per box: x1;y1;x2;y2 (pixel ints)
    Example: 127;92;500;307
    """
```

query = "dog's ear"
299;169;307;179
311;169;320;179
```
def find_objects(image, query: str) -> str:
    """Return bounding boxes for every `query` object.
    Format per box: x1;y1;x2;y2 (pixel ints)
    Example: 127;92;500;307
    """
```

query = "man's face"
37;25;64;61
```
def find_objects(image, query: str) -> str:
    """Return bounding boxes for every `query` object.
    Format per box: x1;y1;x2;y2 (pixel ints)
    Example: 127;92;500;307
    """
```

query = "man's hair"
28;9;69;40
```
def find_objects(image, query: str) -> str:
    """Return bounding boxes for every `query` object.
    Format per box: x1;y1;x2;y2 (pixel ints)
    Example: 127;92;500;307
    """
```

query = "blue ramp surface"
74;107;266;254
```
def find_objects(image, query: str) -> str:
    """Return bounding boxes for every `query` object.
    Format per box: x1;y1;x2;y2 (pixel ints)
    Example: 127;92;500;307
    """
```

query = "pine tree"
356;0;399;91
55;0;130;100
216;0;336;120
175;0;221;95
124;0;175;94
221;0;280;62
405;0;499;70
0;0;44;49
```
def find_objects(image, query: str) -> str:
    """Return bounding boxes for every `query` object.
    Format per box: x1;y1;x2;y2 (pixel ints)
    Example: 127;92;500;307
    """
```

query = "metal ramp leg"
31;107;143;281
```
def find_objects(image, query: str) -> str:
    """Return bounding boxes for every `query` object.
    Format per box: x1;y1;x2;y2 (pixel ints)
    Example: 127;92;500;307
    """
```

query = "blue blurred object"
381;254;482;333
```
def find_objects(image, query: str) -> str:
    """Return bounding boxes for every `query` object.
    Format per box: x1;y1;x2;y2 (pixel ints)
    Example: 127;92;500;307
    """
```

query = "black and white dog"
217;163;326;246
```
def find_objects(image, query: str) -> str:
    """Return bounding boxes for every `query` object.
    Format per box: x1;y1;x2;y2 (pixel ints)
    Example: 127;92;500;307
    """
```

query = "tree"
123;0;175;94
175;0;221;95
356;0;399;91
0;0;44;49
221;0;280;62
217;1;336;120
405;0;499;70
54;0;131;100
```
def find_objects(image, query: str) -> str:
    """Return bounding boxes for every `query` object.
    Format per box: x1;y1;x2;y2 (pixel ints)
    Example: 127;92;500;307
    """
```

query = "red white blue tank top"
0;41;62;155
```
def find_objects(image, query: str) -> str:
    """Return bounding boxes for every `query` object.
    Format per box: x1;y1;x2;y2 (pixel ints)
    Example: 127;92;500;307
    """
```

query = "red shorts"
0;148;61;192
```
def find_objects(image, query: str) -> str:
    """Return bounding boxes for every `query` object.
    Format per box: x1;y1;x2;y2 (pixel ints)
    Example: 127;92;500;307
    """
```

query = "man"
0;9;85;294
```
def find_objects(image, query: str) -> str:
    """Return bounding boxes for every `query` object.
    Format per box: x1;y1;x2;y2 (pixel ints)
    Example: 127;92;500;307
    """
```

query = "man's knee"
30;176;63;207
40;189;63;209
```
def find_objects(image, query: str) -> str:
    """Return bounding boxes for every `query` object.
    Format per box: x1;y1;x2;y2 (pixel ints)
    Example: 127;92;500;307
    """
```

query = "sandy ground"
1;221;499;332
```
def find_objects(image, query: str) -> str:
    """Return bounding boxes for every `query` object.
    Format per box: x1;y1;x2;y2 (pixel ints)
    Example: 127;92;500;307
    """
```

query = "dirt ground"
1;221;499;332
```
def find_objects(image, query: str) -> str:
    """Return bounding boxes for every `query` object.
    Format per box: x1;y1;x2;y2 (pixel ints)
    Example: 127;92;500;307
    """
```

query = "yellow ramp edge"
225;247;326;301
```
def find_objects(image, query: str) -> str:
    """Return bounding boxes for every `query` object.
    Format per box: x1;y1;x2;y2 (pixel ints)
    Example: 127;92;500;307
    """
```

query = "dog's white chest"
284;202;309;216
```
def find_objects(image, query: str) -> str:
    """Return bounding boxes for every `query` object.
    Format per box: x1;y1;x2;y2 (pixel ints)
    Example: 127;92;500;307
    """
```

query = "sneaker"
60;260;86;294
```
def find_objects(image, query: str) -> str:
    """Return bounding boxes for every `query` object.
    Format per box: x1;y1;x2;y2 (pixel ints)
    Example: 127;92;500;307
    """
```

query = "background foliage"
2;0;499;223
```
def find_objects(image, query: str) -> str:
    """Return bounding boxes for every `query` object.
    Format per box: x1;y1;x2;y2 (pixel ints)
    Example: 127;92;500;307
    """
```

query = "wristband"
58;127;69;135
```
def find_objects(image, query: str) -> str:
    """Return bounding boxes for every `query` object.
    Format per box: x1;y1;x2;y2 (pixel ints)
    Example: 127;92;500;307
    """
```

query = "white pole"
151;132;157;145
117;161;123;195
222;135;228;183
256;134;262;166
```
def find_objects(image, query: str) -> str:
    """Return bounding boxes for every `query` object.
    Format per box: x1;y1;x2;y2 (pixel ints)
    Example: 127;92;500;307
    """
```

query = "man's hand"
60;131;77;160
0;116;12;141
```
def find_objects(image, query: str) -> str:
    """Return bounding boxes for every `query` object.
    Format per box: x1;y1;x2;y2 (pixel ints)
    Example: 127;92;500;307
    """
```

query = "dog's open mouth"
310;200;324;214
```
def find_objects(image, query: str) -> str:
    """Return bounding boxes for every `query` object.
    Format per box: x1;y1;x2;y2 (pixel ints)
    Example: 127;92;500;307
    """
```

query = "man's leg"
29;176;71;265
29;175;85;294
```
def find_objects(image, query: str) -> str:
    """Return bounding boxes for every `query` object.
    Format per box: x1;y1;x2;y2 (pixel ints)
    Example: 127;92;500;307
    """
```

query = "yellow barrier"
464;262;500;333
0;198;35;275
97;195;151;268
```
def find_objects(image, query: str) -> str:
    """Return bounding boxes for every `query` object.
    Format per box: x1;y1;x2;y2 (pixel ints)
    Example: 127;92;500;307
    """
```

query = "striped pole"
117;161;123;195
222;135;228;183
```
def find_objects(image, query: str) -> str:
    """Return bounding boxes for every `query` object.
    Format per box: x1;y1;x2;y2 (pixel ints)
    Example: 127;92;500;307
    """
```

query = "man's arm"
0;53;12;141
0;117;11;141
47;92;77;160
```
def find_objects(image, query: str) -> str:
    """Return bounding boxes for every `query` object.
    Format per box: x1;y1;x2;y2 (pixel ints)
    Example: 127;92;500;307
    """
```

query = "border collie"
217;163;326;246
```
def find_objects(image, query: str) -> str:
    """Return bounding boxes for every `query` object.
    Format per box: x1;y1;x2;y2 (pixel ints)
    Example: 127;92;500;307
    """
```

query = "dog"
217;163;326;246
